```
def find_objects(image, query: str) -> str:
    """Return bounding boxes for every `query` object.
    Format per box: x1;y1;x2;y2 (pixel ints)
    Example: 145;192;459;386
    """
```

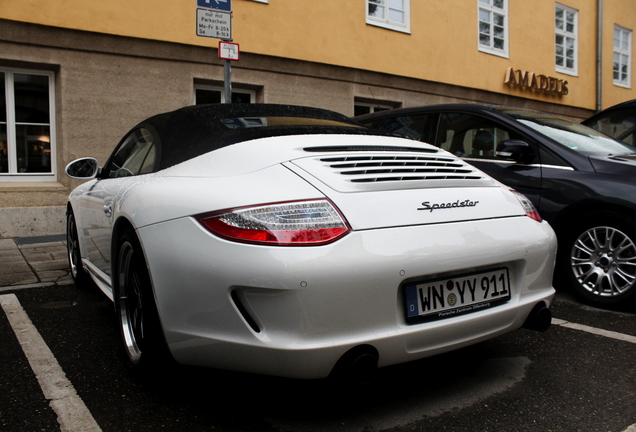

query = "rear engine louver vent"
321;155;482;183
303;145;438;153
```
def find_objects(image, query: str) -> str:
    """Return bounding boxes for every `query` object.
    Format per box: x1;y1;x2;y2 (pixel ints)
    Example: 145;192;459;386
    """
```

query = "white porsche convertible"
65;103;556;379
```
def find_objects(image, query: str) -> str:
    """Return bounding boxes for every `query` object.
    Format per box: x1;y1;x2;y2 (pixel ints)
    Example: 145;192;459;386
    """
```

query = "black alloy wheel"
66;209;88;285
564;212;636;308
115;228;169;369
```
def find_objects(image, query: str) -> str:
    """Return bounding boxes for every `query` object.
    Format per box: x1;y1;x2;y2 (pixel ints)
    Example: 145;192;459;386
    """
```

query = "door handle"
103;204;113;217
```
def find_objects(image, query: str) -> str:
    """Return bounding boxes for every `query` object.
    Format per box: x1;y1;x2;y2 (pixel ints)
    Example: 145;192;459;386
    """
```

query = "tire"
560;211;636;308
115;228;171;370
66;209;89;285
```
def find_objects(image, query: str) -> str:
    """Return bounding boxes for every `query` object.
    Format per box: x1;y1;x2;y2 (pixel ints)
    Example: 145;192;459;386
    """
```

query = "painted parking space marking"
0;291;633;432
0;294;102;432
553;317;632;432
552;318;636;344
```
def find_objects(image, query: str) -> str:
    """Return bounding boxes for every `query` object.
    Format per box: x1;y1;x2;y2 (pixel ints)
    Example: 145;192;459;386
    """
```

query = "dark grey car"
357;104;636;309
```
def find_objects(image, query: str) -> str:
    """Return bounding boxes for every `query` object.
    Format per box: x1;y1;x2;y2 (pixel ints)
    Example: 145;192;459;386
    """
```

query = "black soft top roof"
137;103;380;170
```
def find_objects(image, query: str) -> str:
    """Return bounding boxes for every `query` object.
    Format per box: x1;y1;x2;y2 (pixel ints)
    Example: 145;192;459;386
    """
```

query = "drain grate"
14;234;66;246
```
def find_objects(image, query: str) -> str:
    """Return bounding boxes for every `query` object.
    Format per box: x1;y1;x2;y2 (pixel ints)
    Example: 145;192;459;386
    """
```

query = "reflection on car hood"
589;154;636;175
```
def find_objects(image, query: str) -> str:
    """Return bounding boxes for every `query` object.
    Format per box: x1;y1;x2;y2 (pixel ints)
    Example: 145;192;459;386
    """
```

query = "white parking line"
552;318;636;344
0;294;102;432
554;316;636;432
1;293;634;432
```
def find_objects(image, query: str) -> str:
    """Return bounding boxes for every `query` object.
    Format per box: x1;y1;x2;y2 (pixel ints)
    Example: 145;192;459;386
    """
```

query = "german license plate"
404;268;511;324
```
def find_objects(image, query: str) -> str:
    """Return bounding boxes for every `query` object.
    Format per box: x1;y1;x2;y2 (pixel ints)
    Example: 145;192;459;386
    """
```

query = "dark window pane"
0;72;5;123
373;114;427;140
437;112;528;161
196;89;251;105
368;1;383;18
354;105;372;116
0;124;7;173
15;124;51;173
196;89;222;105
14;74;49;124
231;92;252;103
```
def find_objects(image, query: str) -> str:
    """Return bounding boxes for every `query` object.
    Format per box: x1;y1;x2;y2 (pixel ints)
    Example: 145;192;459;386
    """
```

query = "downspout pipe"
597;0;603;113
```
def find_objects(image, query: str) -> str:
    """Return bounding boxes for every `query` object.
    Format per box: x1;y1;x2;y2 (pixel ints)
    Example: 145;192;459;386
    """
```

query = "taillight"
510;190;542;222
196;199;351;246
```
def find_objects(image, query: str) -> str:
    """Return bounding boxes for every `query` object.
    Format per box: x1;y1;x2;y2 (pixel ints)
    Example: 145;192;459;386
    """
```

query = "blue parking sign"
197;0;231;12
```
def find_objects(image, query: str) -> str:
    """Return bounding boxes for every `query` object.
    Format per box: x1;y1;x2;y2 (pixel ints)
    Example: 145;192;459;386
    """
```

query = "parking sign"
196;8;231;40
197;0;231;12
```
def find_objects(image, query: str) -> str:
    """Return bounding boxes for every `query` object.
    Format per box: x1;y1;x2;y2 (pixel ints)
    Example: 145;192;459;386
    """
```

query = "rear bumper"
138;216;556;379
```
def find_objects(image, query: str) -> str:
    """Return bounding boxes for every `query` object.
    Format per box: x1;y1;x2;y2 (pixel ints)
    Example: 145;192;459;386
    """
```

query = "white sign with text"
196;8;231;40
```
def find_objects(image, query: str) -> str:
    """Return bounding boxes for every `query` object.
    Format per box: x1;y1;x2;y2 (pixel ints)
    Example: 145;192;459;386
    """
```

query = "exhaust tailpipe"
523;302;552;332
330;345;379;385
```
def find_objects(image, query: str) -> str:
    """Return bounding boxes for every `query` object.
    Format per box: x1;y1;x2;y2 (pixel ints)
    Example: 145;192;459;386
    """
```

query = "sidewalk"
0;235;73;290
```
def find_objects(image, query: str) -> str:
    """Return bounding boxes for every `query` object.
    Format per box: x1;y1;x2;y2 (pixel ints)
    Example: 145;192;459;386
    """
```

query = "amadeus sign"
504;67;569;96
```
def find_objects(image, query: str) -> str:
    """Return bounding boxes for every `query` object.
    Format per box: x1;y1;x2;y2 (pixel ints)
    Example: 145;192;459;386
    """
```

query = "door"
78;128;157;279
433;111;544;210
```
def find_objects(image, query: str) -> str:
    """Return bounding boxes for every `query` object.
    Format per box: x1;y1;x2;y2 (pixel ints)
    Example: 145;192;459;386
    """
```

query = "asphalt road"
1;283;635;432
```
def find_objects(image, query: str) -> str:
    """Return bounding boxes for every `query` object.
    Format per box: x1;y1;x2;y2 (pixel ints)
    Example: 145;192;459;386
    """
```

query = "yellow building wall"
2;0;635;110
601;0;636;107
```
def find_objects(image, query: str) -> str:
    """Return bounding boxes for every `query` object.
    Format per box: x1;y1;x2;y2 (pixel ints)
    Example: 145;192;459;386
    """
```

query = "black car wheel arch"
66;208;89;285
114;227;172;371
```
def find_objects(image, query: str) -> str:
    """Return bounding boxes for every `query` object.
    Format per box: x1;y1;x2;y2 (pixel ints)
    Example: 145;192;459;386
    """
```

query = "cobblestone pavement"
0;238;72;289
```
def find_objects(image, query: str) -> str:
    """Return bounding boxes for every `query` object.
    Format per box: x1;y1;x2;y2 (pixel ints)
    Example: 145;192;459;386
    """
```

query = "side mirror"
496;140;532;163
65;157;100;179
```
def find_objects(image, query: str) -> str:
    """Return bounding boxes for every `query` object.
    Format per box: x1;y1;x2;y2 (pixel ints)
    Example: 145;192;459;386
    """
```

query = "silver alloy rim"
571;226;636;297
117;241;143;364
67;216;80;279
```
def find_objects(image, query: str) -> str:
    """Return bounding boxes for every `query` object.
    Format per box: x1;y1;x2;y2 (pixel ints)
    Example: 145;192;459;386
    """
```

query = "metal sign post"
218;41;240;103
224;59;232;103
196;0;235;103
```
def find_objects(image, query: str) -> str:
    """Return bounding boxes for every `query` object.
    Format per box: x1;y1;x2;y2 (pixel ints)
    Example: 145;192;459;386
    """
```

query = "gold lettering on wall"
504;67;569;96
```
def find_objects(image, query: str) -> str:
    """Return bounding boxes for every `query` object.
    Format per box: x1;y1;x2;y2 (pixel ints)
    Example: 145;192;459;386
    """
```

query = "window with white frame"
555;4;578;75
354;101;393;117
194;85;255;104
478;0;508;58
0;68;56;181
614;25;632;88
367;0;410;34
